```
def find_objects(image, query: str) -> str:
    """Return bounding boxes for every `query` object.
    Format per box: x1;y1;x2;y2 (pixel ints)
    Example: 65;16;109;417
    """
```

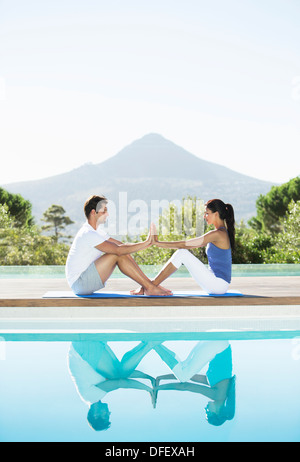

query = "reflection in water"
154;341;236;427
68;339;236;431
68;341;157;431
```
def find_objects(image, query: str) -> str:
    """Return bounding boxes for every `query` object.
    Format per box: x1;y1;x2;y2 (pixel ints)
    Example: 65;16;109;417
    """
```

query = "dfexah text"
105;446;196;459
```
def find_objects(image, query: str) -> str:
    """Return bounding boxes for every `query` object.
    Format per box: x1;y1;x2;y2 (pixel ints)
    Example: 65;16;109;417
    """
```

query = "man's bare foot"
144;284;173;296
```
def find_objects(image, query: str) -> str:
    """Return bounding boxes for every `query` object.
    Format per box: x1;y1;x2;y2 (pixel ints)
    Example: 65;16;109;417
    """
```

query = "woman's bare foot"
130;287;144;295
130;285;172;296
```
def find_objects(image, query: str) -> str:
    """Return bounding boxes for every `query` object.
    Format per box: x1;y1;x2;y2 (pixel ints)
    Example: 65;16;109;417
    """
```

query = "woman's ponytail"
205;199;236;251
225;203;235;251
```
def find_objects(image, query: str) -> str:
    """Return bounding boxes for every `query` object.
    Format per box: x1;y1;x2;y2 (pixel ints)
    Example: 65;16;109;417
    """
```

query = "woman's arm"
151;223;220;250
157;382;216;399
154;239;188;249
190;374;209;385
155;374;177;387
154;232;215;250
156;374;209;385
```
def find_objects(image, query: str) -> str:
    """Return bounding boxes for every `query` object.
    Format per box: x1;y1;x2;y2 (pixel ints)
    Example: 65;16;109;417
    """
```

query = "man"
68;340;157;431
66;195;171;295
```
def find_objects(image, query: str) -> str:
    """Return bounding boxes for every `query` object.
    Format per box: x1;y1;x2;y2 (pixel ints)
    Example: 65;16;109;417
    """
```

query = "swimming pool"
1;263;300;279
1;264;299;442
0;331;299;442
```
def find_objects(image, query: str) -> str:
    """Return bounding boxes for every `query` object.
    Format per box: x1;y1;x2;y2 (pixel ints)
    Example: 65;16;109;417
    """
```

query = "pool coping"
1;294;300;307
1;301;300;341
1;277;300;337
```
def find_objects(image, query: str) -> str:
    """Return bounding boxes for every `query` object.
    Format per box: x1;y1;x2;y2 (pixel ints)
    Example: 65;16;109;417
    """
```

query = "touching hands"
146;222;159;246
150;222;158;242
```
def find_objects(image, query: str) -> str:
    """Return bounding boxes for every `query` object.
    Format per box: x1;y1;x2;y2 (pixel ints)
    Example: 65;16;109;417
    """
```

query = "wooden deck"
0;276;300;307
1;276;300;336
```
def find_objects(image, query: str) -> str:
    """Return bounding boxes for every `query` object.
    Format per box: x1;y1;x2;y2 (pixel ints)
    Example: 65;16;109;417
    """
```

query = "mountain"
3;133;275;235
100;133;242;181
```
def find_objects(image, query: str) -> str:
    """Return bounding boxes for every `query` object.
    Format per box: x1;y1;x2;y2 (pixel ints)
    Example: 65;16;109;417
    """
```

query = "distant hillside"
3;133;276;236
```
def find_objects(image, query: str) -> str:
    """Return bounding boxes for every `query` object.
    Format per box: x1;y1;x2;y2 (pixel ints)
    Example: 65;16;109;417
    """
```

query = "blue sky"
0;0;299;184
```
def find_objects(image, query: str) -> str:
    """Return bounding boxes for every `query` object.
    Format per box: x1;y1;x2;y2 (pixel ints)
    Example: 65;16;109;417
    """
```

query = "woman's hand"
150;222;159;244
146;225;155;246
146;231;151;245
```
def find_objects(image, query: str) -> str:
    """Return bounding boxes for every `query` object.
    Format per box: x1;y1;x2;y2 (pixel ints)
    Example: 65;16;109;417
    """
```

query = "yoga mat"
43;290;244;299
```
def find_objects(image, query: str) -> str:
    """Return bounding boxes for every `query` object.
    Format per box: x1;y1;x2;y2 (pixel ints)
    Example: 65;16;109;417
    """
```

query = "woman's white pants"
169;249;229;295
173;340;230;382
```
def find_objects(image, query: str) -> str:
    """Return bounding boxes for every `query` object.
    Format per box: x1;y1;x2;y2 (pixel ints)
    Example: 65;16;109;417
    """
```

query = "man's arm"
95;235;152;256
108;237;123;245
129;370;155;385
97;378;152;393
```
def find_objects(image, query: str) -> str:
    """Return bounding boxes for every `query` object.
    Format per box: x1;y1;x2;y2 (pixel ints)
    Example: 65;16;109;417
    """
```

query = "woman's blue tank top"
206;242;232;283
206;345;232;387
206;346;233;387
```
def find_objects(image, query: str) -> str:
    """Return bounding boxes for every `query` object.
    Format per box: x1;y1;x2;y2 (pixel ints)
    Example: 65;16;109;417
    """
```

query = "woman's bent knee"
170;249;191;268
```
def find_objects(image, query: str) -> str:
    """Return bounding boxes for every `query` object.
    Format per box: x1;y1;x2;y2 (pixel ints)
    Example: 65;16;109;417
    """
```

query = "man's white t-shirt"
66;222;110;287
68;344;107;405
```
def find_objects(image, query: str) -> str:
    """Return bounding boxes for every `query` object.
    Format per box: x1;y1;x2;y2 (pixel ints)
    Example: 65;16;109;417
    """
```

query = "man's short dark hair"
84;195;107;219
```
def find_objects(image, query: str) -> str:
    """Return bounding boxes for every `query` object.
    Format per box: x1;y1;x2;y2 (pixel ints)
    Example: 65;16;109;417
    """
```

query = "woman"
153;340;236;426
132;199;235;295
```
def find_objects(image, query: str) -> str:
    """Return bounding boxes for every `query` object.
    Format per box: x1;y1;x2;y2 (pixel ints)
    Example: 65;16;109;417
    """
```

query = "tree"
0;204;70;265
0;187;34;227
131;197;207;265
233;225;275;263
268;200;300;263
249;177;300;233
41;205;74;242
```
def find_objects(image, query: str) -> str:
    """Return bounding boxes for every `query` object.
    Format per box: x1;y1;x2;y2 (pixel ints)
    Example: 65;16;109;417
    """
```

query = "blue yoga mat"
43;290;244;299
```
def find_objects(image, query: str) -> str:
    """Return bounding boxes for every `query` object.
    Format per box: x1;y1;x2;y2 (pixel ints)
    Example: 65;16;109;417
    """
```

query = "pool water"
1;263;300;278
0;334;300;442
